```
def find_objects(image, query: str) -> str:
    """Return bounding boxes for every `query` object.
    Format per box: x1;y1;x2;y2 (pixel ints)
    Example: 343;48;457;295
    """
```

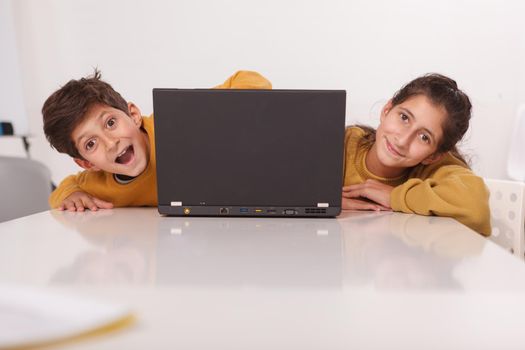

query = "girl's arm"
390;165;491;236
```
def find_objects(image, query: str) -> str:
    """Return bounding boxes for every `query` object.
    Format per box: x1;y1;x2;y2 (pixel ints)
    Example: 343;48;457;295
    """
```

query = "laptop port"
240;208;249;213
284;209;296;215
267;209;276;214
219;208;229;215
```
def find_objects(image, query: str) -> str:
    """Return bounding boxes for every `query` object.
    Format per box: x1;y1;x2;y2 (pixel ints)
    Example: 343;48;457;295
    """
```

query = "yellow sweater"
343;126;491;236
49;70;272;208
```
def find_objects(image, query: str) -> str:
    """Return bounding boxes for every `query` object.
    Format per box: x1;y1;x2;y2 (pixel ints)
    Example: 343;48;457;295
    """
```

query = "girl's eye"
106;117;116;128
400;113;409;122
420;133;430;144
85;139;96;151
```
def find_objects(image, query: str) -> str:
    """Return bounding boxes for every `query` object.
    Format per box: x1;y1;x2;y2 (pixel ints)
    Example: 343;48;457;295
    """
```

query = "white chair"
485;178;525;259
508;105;525;181
0;156;52;222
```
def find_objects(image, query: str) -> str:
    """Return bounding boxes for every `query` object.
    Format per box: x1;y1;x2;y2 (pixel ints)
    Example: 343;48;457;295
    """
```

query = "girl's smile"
384;137;405;158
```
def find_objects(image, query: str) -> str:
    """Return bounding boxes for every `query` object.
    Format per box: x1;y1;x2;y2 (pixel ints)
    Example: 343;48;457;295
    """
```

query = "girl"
342;73;491;236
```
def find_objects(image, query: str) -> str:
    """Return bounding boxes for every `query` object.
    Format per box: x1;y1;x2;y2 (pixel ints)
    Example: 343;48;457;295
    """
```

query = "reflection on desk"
33;208;492;292
49;210;343;287
339;212;485;290
2;208;525;350
49;209;156;285
156;217;342;287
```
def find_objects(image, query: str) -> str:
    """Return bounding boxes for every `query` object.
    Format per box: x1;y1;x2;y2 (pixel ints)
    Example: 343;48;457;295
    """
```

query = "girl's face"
371;94;446;176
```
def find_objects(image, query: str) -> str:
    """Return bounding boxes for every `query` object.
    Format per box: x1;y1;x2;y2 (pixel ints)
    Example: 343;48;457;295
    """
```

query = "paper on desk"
0;286;133;349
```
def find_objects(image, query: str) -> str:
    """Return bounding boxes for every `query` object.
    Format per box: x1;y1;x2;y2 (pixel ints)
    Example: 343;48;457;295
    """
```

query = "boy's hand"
342;180;393;211
58;191;114;212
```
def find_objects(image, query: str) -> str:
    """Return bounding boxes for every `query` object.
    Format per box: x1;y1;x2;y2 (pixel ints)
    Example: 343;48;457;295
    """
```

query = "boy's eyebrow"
398;106;436;140
75;111;109;146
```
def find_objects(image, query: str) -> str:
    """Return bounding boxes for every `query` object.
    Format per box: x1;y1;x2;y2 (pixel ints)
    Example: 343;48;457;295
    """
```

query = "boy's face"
72;103;150;177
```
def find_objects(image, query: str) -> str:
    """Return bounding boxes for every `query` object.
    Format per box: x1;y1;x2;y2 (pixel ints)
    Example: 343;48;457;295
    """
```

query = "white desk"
1;208;524;349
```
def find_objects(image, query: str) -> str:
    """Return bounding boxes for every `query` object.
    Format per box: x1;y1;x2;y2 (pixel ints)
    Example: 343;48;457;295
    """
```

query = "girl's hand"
342;179;394;210
341;197;390;211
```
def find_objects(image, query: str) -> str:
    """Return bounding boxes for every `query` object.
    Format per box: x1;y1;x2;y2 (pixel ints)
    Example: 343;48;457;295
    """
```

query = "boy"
43;70;272;211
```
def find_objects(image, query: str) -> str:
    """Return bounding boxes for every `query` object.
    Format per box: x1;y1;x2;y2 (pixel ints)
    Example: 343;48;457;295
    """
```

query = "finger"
81;196;98;211
342;188;369;199
343;184;364;192
343;203;379;211
356;202;384;211
72;198;86;212
342;190;362;199
64;200;77;212
92;198;114;209
342;198;382;211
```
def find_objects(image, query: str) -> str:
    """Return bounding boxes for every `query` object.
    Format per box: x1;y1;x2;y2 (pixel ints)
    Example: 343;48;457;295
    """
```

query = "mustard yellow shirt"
343;126;491;236
49;70;272;208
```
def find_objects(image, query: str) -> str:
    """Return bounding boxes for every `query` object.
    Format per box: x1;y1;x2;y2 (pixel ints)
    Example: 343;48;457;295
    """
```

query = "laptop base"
159;205;341;218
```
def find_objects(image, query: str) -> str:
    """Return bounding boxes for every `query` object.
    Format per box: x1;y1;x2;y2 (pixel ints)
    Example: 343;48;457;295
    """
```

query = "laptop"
152;89;346;217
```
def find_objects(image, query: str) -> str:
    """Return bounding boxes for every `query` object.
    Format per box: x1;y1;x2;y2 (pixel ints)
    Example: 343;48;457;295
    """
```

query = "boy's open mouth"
115;145;135;164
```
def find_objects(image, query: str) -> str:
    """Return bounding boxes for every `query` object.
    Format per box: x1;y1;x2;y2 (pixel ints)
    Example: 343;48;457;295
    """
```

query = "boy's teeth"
116;146;134;164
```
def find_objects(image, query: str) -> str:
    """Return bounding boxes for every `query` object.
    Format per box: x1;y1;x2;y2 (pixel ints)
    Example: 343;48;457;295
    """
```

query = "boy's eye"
85;139;96;151
106;117;116;128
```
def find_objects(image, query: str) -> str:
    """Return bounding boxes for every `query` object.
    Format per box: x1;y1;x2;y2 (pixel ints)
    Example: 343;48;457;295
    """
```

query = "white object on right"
485;178;525;259
507;105;525;181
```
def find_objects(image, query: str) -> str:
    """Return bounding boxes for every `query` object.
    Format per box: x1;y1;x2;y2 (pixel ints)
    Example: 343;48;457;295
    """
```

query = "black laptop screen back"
153;89;345;209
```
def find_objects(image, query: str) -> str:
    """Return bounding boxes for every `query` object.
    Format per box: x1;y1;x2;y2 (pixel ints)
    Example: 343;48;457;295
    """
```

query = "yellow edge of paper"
6;313;136;350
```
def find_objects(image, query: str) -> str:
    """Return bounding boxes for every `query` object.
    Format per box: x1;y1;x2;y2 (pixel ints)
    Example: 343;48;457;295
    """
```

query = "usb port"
240;208;249;213
267;209;276;214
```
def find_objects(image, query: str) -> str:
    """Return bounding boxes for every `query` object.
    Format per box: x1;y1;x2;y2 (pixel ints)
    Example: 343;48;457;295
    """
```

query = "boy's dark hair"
42;69;129;159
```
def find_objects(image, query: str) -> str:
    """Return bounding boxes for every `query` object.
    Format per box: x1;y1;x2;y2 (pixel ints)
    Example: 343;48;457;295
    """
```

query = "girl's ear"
421;152;444;165
380;100;393;123
74;158;100;171
127;102;143;127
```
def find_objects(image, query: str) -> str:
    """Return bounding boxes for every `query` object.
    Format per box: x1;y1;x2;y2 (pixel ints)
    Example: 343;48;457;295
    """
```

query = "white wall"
4;0;525;183
0;0;27;132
